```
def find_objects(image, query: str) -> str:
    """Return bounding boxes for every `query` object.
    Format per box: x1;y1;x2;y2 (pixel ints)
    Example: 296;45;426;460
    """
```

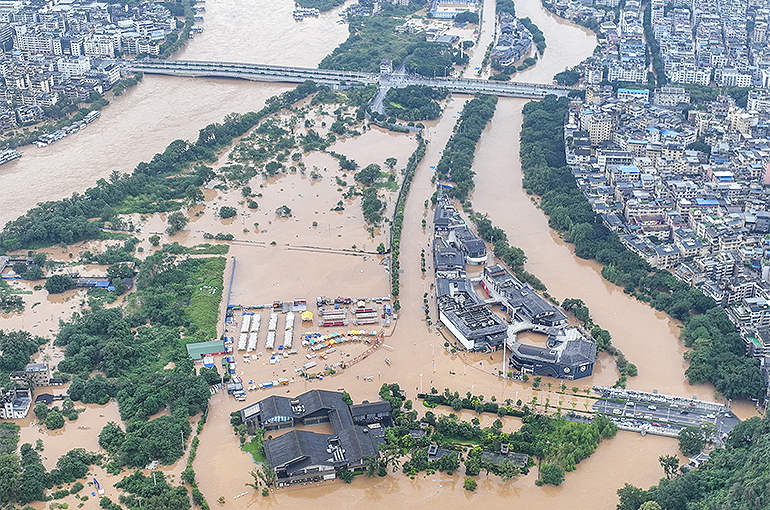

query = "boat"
0;148;21;166
293;7;319;20
385;357;391;365
83;111;100;123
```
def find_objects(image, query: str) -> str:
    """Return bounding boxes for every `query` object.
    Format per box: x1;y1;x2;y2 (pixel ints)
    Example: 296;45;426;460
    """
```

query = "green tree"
658;455;679;479
364;456;378;477
45;274;76;294
166;211;188;235
539;463;565;485
24;266;43;280
338;467;355;483
32;252;47;266
45;410;65;430
219;206;237;219
149;235;160;246
0;453;21;504
33;402;49;421
12;261;27;277
678;426;705;456
98;422;125;455
464;476;477;491
355;164;382;186
107;263;134;280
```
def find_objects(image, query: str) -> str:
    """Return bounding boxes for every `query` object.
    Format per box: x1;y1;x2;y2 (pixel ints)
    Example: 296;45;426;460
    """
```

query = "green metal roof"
186;340;225;360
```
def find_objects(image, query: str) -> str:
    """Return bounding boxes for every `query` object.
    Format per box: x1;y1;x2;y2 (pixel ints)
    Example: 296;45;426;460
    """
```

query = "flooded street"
462;0;496;78
0;0;756;507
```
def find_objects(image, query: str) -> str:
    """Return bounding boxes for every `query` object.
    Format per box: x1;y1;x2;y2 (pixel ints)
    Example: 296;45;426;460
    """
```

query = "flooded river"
0;0;351;227
0;0;756;508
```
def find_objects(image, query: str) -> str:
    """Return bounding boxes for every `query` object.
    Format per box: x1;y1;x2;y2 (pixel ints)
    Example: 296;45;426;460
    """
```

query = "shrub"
219;206;237;219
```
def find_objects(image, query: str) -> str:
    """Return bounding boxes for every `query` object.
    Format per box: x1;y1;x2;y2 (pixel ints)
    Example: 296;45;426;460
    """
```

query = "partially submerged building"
239;390;390;487
0;388;31;419
433;237;466;279
449;227;488;265
436;277;508;351
430;194;597;377
508;327;597;379
433;193;487;265
10;363;63;387
186;340;226;361
482;265;568;327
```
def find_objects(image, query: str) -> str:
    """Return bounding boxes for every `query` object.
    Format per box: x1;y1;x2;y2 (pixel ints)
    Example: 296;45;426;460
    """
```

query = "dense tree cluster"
643;4;666;86
405;43;465;77
319;16;422;73
0;438;101;507
218;206;237;219
295;0;345;11
0;291;23;313
54;249;223;468
382;385;614;486
81;238;139;266
422;390;524;417
319;5;461;76
99;416;192;467
454;11;479;23
617;415;770;510
519;95;763;399
496;0;515;15
112;72;143;97
435;94;498;202
354;163;384;186
115;470;191;510
520;18;545;54
554;68;581;86
0;329;45;386
383;86;448;121
44;274;76;294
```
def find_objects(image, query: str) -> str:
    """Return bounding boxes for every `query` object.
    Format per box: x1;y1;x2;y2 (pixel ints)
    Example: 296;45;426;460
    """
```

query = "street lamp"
430;344;435;373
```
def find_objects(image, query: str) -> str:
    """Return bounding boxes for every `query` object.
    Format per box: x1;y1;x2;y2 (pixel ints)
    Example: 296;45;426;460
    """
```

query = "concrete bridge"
122;59;571;99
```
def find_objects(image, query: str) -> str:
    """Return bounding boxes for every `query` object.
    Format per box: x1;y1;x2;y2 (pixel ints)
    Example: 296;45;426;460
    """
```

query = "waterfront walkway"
122;59;571;99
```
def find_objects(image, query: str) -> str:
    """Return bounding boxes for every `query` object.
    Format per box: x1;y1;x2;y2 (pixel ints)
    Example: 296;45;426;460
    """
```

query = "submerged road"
122;59;571;99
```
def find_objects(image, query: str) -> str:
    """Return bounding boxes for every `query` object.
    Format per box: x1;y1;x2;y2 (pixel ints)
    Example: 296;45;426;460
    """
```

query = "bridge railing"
122;60;574;96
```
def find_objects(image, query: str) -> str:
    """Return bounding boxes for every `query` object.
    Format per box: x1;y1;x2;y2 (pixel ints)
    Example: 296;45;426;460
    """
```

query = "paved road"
123;59;571;99
592;389;741;440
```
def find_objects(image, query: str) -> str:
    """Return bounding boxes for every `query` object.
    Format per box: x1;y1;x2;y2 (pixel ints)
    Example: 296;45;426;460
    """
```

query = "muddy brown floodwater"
0;0;758;508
